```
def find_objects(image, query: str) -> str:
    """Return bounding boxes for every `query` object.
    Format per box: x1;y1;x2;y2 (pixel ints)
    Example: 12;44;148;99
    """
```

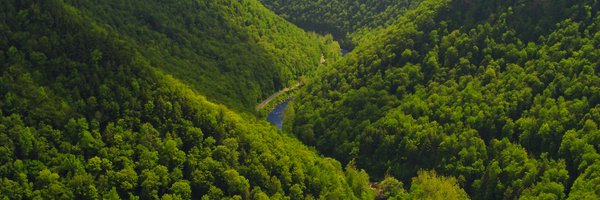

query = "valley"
1;0;599;199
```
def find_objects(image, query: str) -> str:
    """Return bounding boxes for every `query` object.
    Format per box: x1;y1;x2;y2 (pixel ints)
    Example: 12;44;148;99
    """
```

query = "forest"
288;0;600;199
0;0;373;199
2;0;600;199
64;0;342;112
259;0;421;48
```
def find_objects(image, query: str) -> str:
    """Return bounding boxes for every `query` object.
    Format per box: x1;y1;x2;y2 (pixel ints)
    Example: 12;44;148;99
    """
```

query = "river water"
267;99;291;129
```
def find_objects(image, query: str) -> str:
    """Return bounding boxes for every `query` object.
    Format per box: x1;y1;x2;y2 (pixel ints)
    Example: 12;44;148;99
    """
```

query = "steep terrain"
4;0;600;199
289;0;600;198
259;0;420;48
64;0;341;112
0;0;369;199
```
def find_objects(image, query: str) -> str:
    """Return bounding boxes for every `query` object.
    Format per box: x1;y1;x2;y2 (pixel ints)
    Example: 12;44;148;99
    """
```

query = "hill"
289;0;600;198
259;0;420;48
64;0;341;112
0;0;370;199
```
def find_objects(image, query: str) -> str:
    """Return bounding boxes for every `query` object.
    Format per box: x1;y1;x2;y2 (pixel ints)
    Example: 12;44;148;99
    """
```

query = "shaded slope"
259;0;420;48
0;0;373;199
290;0;600;198
64;0;340;112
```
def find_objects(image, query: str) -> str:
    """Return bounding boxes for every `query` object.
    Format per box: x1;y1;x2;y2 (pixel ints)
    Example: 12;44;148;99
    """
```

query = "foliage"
406;170;469;200
65;0;340;112
378;176;405;199
290;0;600;198
259;0;421;48
0;0;371;199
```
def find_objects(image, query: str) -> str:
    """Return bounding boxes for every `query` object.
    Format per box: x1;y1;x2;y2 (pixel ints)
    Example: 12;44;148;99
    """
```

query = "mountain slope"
289;0;600;198
0;0;372;199
63;0;340;112
259;0;420;48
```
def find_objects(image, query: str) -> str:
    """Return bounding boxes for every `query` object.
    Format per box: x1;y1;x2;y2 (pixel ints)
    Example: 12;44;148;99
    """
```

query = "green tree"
407;170;469;200
170;180;191;200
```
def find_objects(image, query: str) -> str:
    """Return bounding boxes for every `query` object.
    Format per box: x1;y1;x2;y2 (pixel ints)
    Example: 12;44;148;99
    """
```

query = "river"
266;99;291;129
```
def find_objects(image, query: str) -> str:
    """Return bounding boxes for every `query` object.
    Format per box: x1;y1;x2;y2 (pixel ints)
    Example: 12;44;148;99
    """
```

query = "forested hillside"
4;0;600;199
0;0;370;199
290;0;600;198
259;0;420;48
64;0;341;112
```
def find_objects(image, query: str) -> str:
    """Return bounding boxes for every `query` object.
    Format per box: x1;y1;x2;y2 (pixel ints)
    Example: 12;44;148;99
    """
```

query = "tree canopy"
0;0;369;199
289;0;600;198
66;0;341;112
259;0;420;48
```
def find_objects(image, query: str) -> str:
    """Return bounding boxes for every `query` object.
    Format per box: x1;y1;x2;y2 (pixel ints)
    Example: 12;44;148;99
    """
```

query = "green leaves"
290;0;600;199
0;1;371;198
260;0;421;48
65;0;337;112
568;162;600;200
223;169;250;197
407;170;469;200
169;180;192;200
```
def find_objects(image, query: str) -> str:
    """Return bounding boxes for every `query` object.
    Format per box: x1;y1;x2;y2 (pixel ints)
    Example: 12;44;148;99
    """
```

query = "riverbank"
256;82;302;111
255;80;302;118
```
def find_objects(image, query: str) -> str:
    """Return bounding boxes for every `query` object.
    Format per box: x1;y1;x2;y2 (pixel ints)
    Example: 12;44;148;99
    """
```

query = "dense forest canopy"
0;0;367;199
3;0;600;199
64;0;341;112
289;0;600;198
258;0;421;48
